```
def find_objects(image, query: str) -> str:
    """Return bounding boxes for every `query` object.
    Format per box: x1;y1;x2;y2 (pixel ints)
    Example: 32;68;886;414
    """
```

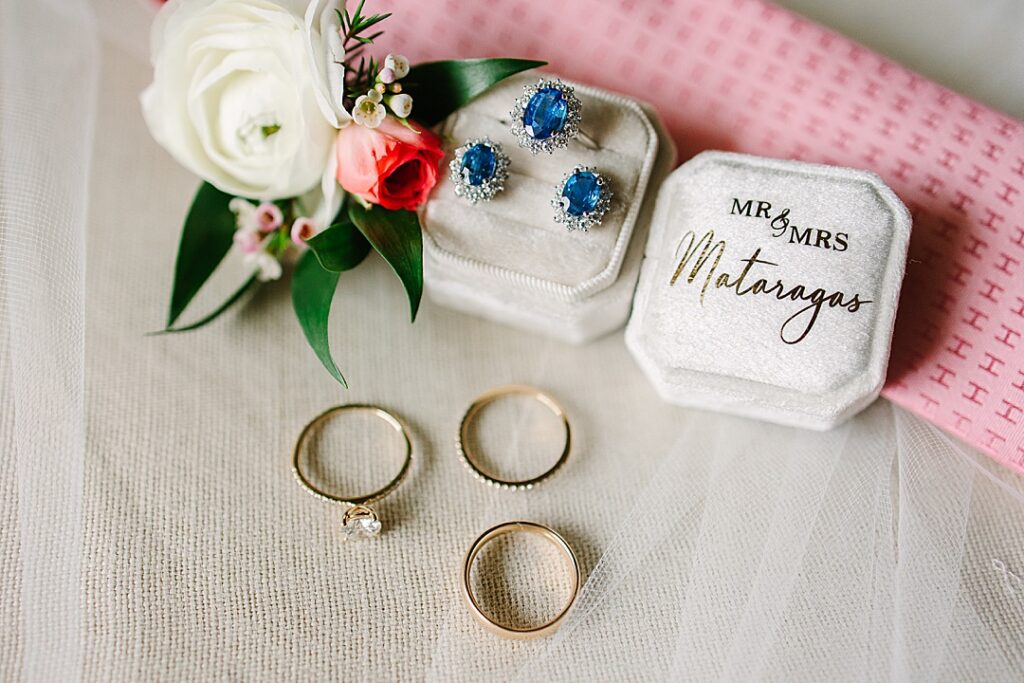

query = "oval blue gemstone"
562;171;602;216
459;143;497;186
523;87;568;140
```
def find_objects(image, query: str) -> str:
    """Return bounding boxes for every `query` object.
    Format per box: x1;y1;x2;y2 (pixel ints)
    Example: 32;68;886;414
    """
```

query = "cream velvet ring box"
420;75;911;429
626;152;912;430
420;73;677;344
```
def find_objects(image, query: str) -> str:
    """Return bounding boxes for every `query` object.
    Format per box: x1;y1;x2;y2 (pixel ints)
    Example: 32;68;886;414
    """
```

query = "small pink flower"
378;67;396;84
290;217;319;247
256;202;283;231
233;229;263;254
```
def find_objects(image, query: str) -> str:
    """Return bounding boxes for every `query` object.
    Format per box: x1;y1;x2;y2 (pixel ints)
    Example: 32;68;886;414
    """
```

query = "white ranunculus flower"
141;0;339;200
294;150;344;230
304;0;351;129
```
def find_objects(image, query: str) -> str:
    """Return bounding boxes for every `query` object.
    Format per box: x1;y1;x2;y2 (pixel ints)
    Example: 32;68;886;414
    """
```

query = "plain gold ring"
456;385;571;490
292;404;412;540
461;521;581;639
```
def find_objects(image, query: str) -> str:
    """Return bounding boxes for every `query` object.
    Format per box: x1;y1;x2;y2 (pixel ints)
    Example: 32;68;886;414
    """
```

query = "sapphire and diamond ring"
510;78;584;154
449;137;511;203
553;166;612;232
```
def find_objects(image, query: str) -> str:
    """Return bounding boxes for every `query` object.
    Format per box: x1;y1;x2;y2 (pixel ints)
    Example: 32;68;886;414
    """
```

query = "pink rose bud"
290;217;318;247
379;67;396;84
256;202;283;231
335;118;444;211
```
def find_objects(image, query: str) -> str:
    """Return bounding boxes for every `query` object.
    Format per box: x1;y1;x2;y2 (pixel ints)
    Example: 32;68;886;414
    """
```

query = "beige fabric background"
3;0;1024;680
82;43;688;680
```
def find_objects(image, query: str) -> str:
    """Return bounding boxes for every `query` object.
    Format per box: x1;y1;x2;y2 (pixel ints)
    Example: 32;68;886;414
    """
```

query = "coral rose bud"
335;117;443;211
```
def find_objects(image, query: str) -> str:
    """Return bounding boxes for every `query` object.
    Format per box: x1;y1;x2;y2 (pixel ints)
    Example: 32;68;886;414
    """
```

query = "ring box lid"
626;151;912;429
422;74;659;303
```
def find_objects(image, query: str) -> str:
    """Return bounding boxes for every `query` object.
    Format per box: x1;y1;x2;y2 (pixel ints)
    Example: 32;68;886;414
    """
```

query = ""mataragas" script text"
668;230;871;344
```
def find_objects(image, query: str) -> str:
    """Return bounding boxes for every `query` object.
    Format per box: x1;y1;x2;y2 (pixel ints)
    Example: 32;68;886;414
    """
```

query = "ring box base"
421;74;676;344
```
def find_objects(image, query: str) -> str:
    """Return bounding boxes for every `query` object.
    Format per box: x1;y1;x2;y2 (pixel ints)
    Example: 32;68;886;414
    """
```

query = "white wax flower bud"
389;93;413;118
384;53;410;79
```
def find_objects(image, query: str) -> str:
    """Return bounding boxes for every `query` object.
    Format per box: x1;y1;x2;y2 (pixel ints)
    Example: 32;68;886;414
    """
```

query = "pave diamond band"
456;385;571;490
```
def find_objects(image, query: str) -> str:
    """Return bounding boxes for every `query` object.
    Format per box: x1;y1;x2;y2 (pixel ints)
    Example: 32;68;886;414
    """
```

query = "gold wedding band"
457;385;571;490
462;521;581;639
292;404;412;540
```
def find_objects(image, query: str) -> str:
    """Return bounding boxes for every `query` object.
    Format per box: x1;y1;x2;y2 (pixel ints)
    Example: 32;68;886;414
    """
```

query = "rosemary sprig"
346;56;380;101
336;1;391;53
336;1;391;103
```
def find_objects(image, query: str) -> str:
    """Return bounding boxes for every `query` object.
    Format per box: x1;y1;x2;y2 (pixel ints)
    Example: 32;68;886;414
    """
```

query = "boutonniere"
143;0;544;385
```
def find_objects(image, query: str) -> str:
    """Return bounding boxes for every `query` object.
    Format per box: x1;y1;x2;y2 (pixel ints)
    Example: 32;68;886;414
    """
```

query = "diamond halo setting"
510;78;583;155
552;165;613;232
449;137;511;203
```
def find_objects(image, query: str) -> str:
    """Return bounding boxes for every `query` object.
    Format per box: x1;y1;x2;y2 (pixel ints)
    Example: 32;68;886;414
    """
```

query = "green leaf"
306;219;372;272
166;182;239;328
155;275;258;335
292;250;346;387
405;58;548;126
357;13;391;31
348;204;423;321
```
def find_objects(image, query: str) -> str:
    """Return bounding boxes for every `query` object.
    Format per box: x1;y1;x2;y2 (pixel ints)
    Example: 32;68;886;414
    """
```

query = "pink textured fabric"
386;0;1024;472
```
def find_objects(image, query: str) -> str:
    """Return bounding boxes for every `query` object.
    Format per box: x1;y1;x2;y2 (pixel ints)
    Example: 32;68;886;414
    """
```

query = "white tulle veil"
2;1;1022;680
1;0;96;678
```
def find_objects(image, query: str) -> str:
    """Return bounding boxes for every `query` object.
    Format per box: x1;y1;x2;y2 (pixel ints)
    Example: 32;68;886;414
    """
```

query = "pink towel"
386;0;1024;472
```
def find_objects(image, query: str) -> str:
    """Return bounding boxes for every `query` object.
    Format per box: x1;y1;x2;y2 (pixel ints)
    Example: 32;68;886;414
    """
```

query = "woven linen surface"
7;0;1009;680
81;44;685;680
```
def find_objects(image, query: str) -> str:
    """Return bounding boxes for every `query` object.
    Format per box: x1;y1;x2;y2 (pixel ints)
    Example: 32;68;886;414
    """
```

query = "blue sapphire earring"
510;79;584;155
449;137;511;203
553;166;612;232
